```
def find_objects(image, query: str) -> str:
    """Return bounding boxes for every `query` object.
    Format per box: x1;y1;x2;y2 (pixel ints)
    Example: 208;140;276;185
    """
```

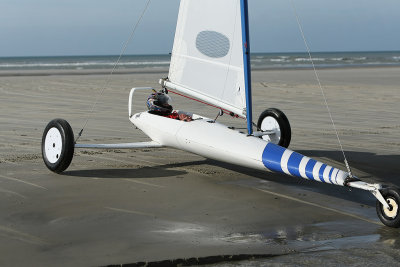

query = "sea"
1;51;400;71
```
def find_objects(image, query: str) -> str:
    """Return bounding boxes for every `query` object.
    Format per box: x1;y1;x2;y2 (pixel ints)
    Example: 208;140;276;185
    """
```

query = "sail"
164;0;247;117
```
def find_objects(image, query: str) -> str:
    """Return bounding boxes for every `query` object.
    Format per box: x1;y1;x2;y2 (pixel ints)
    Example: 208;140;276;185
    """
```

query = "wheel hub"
384;198;398;218
261;117;281;143
44;127;62;164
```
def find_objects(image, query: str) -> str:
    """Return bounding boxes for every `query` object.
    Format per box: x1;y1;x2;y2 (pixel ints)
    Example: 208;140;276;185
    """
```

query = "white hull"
131;112;265;170
130;111;349;187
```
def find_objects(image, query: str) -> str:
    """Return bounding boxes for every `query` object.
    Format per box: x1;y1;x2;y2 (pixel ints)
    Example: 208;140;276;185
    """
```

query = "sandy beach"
0;67;399;266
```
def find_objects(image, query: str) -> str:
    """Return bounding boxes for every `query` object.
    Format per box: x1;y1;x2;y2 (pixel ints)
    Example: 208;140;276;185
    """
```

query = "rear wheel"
376;187;400;228
41;119;75;173
257;108;291;148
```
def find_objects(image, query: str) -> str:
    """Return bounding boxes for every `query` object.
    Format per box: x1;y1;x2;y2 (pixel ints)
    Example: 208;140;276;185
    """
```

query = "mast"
240;0;253;135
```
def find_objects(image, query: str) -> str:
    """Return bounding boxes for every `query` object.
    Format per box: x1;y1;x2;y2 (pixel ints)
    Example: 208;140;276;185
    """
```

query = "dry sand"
0;67;399;266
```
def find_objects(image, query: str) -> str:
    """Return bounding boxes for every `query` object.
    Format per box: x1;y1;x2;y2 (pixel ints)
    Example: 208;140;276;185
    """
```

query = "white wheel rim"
384;198;398;218
260;117;281;144
44;127;63;164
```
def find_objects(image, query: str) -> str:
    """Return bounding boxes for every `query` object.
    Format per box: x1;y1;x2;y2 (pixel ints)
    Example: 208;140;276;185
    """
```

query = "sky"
1;0;399;57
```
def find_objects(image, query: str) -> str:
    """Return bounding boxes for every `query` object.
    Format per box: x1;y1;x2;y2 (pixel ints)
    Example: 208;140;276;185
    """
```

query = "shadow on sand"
65;149;399;207
63;160;209;179
207;149;400;207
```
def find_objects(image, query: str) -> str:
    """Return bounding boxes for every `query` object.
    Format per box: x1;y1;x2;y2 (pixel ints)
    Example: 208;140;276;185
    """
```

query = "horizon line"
1;50;400;59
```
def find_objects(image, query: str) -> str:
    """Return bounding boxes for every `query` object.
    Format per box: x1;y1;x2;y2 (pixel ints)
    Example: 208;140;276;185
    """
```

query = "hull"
130;112;349;186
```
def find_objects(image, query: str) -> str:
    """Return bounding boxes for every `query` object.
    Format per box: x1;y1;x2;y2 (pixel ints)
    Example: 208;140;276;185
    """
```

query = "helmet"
146;91;172;115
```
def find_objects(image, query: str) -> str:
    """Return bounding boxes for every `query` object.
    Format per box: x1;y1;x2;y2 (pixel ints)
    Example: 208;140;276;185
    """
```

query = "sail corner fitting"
159;78;168;87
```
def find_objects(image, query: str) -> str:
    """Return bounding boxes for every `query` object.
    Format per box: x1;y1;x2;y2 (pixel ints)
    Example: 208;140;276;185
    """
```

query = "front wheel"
41;119;75;173
257;108;291;148
376;187;400;228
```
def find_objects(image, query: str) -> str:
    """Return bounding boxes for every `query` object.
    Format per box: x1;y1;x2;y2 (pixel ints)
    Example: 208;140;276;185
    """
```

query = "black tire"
257;108;291;148
41;119;75;173
376;187;400;228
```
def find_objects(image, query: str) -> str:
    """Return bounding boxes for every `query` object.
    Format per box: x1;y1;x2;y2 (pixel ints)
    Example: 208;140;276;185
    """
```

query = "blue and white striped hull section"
262;143;349;186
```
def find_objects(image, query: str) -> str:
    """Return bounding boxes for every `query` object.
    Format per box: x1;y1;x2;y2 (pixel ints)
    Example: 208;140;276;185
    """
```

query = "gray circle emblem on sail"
196;31;230;58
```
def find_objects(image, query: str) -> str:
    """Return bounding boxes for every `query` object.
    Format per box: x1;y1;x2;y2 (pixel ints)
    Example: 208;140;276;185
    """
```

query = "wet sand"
0;67;399;266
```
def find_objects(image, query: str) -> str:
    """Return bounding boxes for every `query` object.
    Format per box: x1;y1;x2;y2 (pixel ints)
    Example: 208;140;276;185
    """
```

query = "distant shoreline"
2;50;400;59
1;65;400;77
1;51;400;75
0;67;169;77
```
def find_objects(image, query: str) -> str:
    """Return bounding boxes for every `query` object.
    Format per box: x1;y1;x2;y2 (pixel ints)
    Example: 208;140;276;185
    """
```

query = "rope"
75;0;152;143
289;0;354;177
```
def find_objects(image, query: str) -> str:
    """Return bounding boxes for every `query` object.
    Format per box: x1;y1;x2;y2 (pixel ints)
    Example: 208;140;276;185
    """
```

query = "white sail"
164;0;246;116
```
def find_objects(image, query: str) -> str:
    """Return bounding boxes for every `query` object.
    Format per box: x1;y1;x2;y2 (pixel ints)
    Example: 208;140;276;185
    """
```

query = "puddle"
217;220;381;250
151;222;205;234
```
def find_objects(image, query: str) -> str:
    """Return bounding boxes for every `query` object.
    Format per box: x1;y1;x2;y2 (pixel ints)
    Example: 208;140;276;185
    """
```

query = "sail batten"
172;54;243;72
166;0;247;117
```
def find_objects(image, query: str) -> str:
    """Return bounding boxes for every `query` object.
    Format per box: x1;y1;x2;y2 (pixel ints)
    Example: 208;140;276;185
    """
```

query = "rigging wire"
75;0;152;143
289;0;354;178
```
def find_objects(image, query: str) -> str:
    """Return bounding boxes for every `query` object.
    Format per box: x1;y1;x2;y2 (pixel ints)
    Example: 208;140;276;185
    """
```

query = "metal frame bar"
347;181;389;209
129;87;154;118
75;141;163;150
252;130;276;137
74;87;163;150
